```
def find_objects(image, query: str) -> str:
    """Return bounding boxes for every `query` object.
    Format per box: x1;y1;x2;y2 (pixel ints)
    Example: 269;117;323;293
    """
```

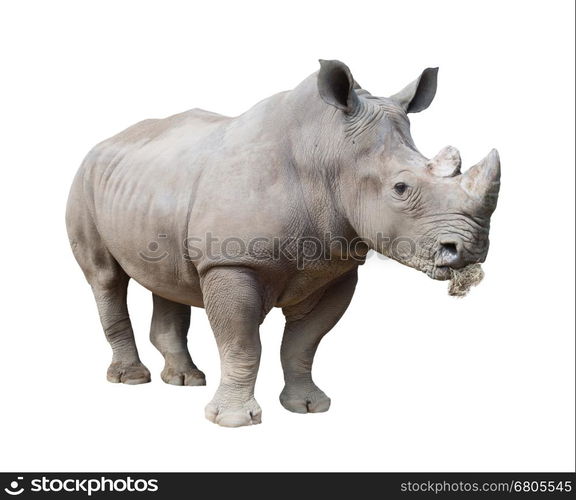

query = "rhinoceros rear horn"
461;149;501;216
427;146;462;177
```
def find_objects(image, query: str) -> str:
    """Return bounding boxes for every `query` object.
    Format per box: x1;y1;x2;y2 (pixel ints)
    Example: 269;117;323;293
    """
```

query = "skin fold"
66;60;500;427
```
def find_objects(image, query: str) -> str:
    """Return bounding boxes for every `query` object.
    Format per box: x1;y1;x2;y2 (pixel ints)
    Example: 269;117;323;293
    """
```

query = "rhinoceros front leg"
201;267;266;427
280;268;358;413
150;294;206;386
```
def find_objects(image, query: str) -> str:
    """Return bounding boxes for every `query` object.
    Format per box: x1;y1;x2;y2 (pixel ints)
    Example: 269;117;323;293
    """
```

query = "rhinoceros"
66;60;500;427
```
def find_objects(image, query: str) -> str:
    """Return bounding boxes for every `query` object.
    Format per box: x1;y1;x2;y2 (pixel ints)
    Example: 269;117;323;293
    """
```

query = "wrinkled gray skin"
66;60;500;427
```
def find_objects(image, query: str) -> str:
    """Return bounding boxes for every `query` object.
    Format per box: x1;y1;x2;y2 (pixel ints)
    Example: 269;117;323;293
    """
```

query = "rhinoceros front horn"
461;149;501;216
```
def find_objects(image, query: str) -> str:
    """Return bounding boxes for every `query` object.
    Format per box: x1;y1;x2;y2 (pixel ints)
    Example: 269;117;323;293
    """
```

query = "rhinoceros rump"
66;59;500;427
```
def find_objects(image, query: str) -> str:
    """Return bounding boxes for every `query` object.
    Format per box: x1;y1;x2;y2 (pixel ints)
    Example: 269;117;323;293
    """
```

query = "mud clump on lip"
448;264;484;297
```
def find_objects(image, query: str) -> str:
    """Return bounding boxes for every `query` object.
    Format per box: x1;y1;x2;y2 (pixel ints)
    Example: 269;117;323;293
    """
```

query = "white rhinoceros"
66;60;500;427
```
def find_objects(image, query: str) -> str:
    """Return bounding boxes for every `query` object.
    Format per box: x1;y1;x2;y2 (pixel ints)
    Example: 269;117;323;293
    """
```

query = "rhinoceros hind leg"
92;273;151;385
280;269;358;414
67;191;150;385
150;294;206;386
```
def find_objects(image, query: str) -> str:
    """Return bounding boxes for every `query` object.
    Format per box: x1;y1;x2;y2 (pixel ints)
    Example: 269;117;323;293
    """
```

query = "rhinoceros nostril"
441;242;458;257
438;241;462;267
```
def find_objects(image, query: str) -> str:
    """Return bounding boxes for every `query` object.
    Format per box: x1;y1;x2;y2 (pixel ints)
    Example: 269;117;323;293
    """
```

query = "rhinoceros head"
315;60;500;280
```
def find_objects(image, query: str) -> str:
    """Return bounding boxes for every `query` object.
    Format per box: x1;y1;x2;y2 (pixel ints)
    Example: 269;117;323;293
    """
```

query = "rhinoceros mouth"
426;265;452;281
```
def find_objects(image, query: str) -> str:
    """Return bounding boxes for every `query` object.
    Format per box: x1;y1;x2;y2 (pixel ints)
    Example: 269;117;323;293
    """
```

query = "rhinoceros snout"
436;238;488;269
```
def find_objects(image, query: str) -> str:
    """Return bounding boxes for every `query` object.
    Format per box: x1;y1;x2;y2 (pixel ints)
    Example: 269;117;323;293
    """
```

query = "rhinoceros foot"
279;382;331;414
161;366;206;386
106;361;151;385
205;387;262;427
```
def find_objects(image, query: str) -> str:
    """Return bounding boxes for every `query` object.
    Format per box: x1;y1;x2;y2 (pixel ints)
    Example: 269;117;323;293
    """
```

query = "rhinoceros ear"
317;59;359;113
390;67;438;113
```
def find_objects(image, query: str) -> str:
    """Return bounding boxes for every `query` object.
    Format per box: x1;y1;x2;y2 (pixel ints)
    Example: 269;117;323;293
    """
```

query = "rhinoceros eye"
394;182;408;195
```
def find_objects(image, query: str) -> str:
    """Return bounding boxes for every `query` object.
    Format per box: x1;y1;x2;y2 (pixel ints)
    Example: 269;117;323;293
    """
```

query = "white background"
0;0;574;472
